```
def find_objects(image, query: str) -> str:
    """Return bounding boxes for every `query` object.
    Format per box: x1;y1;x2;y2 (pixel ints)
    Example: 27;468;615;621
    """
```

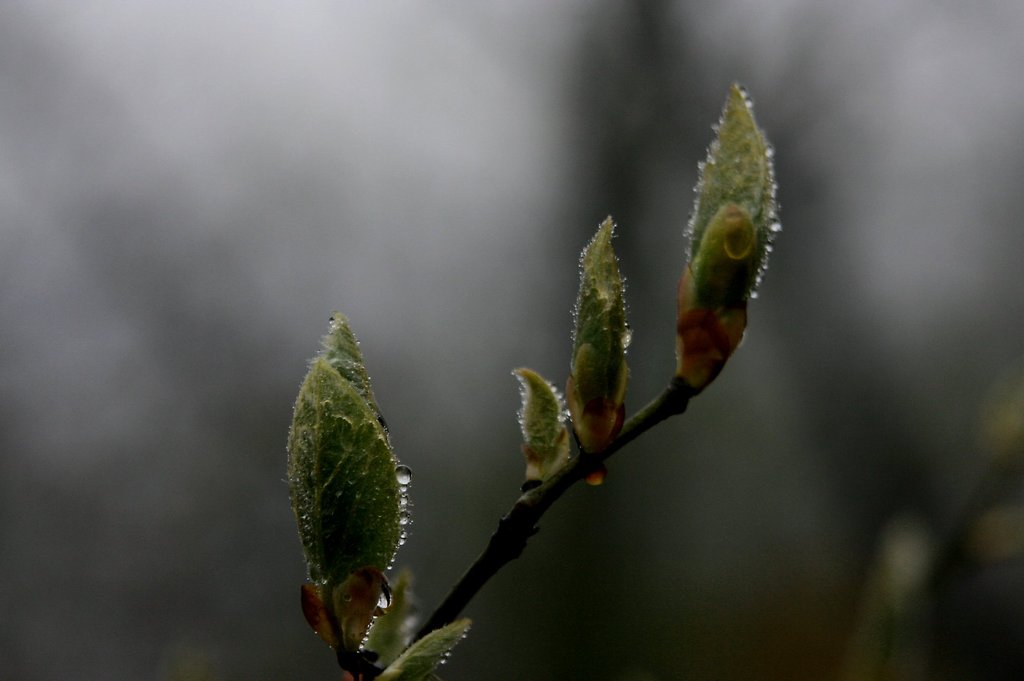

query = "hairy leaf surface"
288;356;401;587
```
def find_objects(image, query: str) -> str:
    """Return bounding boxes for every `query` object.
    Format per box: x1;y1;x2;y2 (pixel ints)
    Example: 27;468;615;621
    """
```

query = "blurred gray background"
2;1;1023;679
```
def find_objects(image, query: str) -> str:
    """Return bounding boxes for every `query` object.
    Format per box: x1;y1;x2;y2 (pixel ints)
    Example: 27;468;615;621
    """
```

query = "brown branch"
412;377;694;642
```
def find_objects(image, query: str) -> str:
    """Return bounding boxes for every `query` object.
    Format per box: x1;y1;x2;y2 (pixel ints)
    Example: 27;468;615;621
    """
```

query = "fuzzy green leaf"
572;217;629;397
366;568;416;668
287;356;401;588
688;83;778;304
513;368;570;482
567;217;629;452
378;619;472;681
321;312;385;422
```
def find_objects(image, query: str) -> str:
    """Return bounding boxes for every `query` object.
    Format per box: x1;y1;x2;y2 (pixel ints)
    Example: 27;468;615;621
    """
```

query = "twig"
412;377;694;642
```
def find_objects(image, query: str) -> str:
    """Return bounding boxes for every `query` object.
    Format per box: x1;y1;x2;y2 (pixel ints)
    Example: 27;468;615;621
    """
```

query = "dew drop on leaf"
395;464;412;485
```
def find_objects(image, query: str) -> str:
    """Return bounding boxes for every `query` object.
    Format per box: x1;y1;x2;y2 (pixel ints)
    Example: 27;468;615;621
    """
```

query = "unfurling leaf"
677;84;779;392
513;368;570;484
567;217;629;453
687;84;778;300
365;568;416;668
321;312;386;425
288;316;404;651
378;619;472;681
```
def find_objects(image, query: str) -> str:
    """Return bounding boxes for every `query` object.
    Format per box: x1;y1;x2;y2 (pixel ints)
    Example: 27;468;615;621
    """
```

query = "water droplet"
622;325;633;349
765;145;775;159
395;464;412;485
769;221;782;234
377;587;392;610
399;511;412;526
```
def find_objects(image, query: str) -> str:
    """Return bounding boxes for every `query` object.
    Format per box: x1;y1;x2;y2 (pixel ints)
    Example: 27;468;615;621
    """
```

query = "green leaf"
688;83;778;305
378;619;472;681
321;312;385;423
287;355;401;588
289;317;407;651
513;368;570;483
567;217;629;453
366;568;416;668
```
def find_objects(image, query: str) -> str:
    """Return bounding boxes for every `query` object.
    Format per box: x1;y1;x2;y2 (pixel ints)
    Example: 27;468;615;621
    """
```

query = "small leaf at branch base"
378;619;472;681
513;368;570;483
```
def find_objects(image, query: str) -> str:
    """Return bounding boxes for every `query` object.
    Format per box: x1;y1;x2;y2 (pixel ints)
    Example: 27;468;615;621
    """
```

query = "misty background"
2;1;1023;680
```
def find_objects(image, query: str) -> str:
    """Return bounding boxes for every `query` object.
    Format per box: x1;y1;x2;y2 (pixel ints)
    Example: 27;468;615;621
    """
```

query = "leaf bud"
288;316;405;651
677;84;778;392
567;217;629;452
513;368;571;484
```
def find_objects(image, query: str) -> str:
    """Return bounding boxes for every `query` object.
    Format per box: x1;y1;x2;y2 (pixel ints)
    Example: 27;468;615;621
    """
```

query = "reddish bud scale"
301;583;340;648
335;567;390;652
675;268;747;392
300;566;391;653
566;374;625;453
